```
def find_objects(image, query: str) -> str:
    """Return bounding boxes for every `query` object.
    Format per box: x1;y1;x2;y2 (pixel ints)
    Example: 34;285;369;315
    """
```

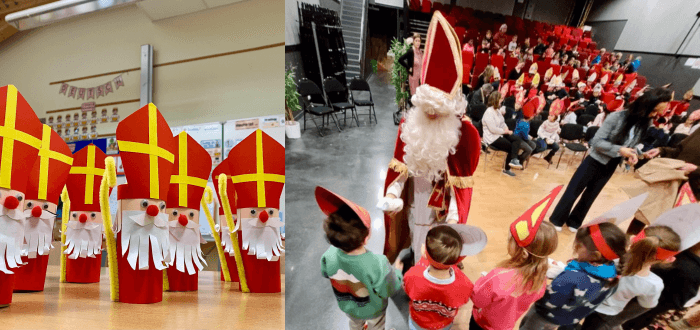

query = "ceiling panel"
137;0;207;21
202;0;246;9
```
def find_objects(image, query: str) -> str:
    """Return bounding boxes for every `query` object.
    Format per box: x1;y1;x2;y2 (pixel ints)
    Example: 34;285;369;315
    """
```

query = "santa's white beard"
21;210;55;259
402;86;463;182
64;221;103;259
241;217;284;261
168;220;207;275
218;219;237;256
0;210;26;274
119;210;170;271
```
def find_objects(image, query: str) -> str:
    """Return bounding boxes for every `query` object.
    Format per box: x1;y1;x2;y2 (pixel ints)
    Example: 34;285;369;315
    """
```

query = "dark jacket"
508;68;521;81
398;48;417;76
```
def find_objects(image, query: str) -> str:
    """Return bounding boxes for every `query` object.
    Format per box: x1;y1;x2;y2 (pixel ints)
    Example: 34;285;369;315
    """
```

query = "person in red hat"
212;158;240;283
115;103;177;304
0;85;44;307
316;186;403;330
226;129;285;293
378;12;481;267
63;144;109;283
164;132;212;292
13;125;72;292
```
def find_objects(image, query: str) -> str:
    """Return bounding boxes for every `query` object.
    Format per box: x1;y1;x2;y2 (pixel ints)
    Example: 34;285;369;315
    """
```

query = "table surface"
1;266;284;329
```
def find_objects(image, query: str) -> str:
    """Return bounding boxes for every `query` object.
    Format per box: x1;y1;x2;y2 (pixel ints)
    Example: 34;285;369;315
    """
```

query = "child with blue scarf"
520;222;628;329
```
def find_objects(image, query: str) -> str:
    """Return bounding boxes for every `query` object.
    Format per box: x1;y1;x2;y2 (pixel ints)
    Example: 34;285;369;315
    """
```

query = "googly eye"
91;213;96;219
268;210;274;215
16;195;23;202
189;212;195;218
72;213;77;218
172;210;178;217
141;200;149;208
43;203;49;210
250;209;256;215
26;201;33;208
160;203;165;210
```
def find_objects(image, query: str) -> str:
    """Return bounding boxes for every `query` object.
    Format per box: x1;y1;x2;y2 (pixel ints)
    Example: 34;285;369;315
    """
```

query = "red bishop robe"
382;116;481;263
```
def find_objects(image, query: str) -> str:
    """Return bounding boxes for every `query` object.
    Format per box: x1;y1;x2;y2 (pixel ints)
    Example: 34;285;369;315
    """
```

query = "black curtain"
298;3;347;88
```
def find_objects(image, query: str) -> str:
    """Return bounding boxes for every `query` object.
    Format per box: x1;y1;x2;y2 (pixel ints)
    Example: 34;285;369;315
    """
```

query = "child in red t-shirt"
403;224;487;330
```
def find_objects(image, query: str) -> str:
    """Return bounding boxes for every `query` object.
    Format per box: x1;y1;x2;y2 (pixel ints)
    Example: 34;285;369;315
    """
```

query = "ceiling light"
5;0;142;30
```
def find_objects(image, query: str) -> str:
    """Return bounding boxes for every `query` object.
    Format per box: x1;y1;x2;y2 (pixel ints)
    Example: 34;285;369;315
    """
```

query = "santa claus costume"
63;144;109;283
226;129;285;293
379;12;482;264
164;132;211;292
115;103;177;304
0;85;44;307
212;158;240;283
13;125;72;291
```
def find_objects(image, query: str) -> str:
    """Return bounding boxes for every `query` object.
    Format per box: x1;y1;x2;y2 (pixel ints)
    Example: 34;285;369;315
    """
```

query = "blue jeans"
409;317;452;330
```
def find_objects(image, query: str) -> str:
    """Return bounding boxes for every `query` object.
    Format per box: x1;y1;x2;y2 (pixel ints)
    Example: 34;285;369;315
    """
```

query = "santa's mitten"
376;197;404;212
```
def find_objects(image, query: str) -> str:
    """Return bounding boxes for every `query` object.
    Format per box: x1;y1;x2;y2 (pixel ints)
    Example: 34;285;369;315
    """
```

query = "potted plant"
285;65;302;139
390;38;411;125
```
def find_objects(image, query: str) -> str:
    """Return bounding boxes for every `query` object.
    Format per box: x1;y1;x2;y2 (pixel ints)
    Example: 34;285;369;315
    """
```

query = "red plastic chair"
471;52;490;87
578;40;589;49
454;27;466;41
567;38;578;47
505;57;519;76
554;26;563;35
623;73;637;83
636;75;647;87
462;50;474;84
421;0;431;13
675;101;690;115
536;60;549;76
588;41;597;51
601;92;615;105
533;54;541;62
550;64;561;76
432;2;443;13
491;54;505;78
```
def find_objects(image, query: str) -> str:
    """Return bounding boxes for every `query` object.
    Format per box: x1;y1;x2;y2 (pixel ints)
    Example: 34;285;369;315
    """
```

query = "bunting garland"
58;75;125;100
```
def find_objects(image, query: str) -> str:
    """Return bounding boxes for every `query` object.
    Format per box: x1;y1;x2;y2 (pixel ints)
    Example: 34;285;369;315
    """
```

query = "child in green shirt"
316;186;403;330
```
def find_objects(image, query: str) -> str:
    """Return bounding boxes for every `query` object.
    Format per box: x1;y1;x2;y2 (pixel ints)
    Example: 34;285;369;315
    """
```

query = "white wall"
286;0;320;45
0;0;283;133
587;0;700;56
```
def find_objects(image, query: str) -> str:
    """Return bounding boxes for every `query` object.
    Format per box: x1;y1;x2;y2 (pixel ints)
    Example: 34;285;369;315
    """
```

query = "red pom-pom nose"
79;213;88;223
146;205;159;217
259;210;269;223
178;214;188;227
4;196;19;210
32;206;42;218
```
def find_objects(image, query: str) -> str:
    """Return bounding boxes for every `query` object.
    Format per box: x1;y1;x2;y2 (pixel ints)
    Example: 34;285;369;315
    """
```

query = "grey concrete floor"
285;73;409;330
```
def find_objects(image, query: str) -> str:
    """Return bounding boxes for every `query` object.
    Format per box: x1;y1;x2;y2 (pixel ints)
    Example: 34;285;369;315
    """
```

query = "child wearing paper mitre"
581;225;681;330
519;222;628;329
471;187;561;330
403;224;485;330
316;186;403;330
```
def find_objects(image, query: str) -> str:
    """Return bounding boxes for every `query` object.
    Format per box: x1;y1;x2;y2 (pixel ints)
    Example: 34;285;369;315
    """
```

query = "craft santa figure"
0;85;44;307
225;129;285;293
13;125;72;291
62;144;109;283
164;132;211;292
114;103;177;303
212;158;240;283
378;12;481;264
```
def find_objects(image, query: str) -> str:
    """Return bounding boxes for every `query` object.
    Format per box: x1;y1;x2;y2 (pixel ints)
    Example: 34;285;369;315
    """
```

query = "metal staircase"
408;12;431;52
340;0;368;79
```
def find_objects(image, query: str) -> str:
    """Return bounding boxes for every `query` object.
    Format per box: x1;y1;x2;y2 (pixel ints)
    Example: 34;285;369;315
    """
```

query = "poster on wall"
224;115;286;237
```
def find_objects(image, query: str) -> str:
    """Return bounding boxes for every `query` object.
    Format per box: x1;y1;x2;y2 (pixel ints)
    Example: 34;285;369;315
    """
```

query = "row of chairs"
296;77;377;137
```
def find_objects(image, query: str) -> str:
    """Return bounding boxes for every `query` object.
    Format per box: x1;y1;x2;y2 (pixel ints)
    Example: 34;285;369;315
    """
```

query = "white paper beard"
402;86;463;182
217;219;237;256
21;210;56;258
168;220;207;275
0;210;26;274
64;221;103;259
241;217;285;261
120;210;170;271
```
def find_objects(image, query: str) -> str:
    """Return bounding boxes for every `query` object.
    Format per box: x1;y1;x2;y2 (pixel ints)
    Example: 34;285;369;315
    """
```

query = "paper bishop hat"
544;68;553;81
614;74;623;86
25;125;73;204
511;186;563;247
550;98;565;116
66;144;108;212
593;83;603;93
166;132;212;210
675;182;697;207
572;69;580;80
315;186;371;229
600;73;610;86
212;158;236;215
517;73;525;86
227;129;285;210
588;72;597;83
522;97;539;119
420;11;462;98
623;79;637;92
531;73;540;87
529;63;538;74
427;224;488;269
652;203;700;252
116;103;177;201
0;85;44;194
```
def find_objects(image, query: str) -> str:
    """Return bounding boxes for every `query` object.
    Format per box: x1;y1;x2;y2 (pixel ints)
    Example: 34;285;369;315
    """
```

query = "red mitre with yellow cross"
511;186;563;247
675;182;697;208
0;85;44;193
66;144;108;212
212;158;236;215
227;129;284;210
24;125;73;204
420;11;462;98
116;103;177;201
166;132;212;210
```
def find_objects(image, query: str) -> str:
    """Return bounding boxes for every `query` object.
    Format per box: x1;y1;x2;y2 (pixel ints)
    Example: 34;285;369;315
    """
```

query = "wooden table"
1;266;284;329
